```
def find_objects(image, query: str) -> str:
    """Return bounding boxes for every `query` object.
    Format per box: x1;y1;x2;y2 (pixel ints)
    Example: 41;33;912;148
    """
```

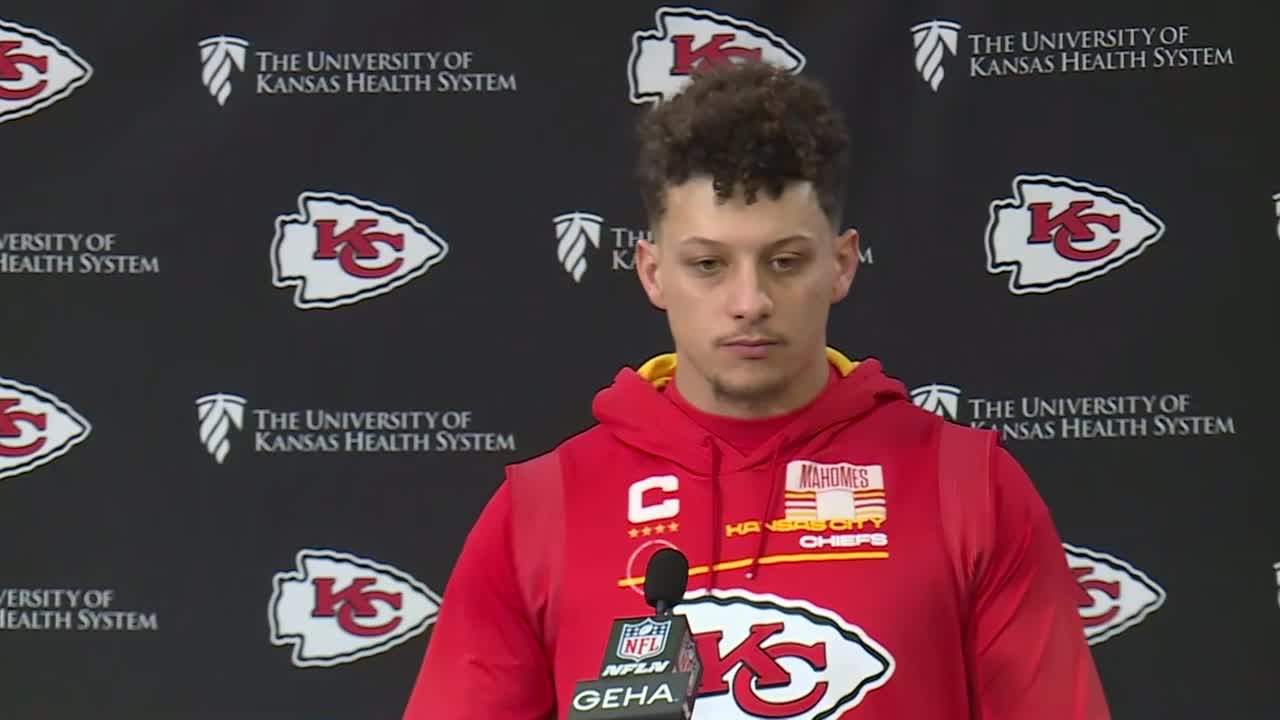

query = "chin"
710;368;789;402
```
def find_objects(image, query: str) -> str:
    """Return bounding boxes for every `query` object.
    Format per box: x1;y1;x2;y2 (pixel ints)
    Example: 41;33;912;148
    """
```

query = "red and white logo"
1064;543;1166;645
783;461;886;525
628;7;805;105
0;376;91;481
271;191;449;309
986;174;1165;294
0;20;91;124
678;588;893;719
269;548;442;668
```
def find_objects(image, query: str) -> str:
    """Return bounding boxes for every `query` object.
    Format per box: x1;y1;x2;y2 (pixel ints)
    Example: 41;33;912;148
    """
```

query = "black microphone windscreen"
644;548;689;611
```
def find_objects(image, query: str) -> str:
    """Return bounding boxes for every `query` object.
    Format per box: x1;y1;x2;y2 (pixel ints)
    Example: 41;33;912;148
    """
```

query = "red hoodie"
403;348;1110;720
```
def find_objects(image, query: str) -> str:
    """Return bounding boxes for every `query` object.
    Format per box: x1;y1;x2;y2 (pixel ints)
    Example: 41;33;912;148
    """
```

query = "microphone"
645;547;688;617
566;548;703;719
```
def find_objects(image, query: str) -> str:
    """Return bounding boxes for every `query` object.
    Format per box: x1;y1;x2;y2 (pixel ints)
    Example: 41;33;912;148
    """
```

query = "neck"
674;349;831;419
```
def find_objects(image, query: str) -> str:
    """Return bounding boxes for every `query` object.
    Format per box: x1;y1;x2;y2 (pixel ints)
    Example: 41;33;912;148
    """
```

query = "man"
403;60;1110;719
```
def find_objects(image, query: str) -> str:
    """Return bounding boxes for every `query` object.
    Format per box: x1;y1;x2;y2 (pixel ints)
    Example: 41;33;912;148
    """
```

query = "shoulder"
864;395;1001;456
504;423;615;491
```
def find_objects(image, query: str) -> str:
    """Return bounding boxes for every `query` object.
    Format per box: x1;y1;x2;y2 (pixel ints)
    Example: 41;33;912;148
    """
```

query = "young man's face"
636;176;859;413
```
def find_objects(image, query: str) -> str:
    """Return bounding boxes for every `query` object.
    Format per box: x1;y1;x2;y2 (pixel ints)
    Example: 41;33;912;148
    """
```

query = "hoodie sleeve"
966;446;1111;720
401;479;556;720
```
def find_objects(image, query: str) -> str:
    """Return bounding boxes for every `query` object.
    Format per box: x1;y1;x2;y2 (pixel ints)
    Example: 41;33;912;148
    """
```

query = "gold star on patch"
653;524;665;535
641;526;653;536
628;528;640;539
668;522;679;533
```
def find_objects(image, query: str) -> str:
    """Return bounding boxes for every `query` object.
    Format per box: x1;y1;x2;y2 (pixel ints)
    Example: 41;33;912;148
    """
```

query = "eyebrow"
678;234;813;249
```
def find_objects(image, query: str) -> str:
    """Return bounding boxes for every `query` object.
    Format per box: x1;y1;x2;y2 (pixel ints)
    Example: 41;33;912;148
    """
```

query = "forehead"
658;177;827;246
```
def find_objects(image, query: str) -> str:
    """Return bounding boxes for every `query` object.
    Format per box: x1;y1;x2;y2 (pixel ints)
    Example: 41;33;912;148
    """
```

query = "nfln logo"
269;549;441;667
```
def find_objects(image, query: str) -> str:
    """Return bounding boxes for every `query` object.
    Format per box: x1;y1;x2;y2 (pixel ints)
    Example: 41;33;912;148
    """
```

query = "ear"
635;238;667;310
831;228;859;303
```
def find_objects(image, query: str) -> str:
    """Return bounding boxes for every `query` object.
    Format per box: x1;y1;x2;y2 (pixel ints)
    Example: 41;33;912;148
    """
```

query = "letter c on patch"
628;475;679;523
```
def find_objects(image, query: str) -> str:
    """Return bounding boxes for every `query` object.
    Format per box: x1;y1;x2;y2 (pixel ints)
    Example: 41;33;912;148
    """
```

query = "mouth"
719;337;781;359
721;337;780;347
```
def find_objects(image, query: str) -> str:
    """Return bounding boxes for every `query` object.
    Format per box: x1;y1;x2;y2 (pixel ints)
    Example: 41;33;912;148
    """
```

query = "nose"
727;265;773;323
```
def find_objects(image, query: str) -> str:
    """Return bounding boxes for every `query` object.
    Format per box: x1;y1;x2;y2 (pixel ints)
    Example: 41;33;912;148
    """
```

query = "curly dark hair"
635;59;850;230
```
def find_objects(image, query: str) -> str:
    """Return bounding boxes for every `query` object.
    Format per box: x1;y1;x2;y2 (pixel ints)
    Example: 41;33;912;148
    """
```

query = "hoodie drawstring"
746;435;787;581
703;436;722;588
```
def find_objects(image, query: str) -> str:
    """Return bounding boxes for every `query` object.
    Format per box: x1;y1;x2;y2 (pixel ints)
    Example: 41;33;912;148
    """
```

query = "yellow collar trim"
636;347;858;389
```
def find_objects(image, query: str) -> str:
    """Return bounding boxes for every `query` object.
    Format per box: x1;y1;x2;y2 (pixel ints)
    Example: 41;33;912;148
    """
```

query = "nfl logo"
616;618;671;662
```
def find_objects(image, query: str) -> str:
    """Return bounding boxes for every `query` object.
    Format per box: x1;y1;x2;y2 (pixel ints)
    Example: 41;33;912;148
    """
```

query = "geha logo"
269;548;442;668
0;376;91;481
628;7;805;105
272;191;449;309
1064;543;1165;645
987;174;1165;294
679;588;893;719
0;19;91;124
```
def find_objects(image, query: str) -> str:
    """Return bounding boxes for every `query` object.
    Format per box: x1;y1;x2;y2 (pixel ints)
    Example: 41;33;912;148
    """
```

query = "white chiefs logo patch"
677;588;893;719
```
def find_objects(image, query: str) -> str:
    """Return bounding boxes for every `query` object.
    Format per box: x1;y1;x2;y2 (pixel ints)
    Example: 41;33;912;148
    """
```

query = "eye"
691;258;721;274
771;255;802;272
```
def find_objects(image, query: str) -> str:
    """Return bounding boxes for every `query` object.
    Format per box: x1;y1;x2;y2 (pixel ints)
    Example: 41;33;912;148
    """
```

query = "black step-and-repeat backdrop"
1;2;1276;718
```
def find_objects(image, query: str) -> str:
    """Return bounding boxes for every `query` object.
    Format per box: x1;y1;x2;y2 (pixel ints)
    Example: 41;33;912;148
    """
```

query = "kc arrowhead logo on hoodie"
678;588;894;719
986;174;1165;294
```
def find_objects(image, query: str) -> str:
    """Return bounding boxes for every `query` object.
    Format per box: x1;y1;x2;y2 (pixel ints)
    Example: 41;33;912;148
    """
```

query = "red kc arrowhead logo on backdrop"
628;7;805;105
269;549;442;668
271;191;449;309
1064;542;1166;645
986;174;1165;294
0;376;91;481
0;19;91;124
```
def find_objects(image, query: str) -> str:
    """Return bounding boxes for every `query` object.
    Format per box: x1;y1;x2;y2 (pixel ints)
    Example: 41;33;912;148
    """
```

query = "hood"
592;347;908;587
592;347;907;475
